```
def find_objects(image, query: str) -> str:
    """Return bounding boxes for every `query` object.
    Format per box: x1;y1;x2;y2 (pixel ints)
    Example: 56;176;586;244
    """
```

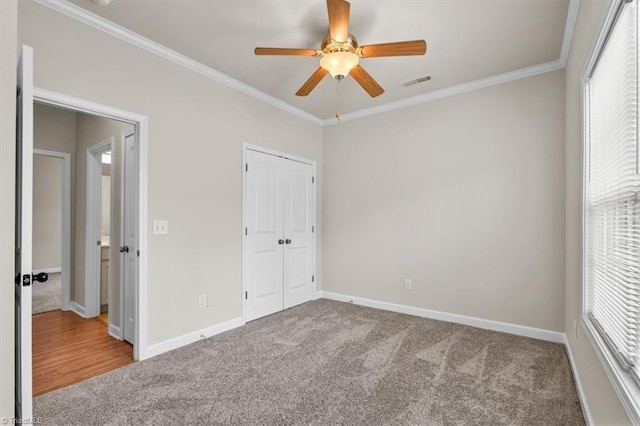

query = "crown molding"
560;0;582;67
322;59;564;126
32;0;323;126
33;0;580;128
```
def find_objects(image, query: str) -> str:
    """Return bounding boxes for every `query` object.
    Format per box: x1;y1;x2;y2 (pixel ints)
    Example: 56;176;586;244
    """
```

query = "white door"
15;45;34;421
245;150;284;321
283;160;314;309
122;131;137;345
244;149;315;322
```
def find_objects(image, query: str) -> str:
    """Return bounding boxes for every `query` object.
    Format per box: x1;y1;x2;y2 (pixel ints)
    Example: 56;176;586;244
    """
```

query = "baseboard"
33;267;61;274
108;324;122;340
564;335;594;426
318;291;565;344
146;316;245;359
70;301;86;318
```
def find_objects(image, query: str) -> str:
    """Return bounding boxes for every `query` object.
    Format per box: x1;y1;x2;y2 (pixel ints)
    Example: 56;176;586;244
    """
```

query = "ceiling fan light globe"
320;51;359;78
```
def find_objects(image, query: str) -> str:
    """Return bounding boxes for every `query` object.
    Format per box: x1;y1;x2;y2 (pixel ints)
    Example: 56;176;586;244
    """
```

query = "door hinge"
312;176;315;184
312;275;315;283
245;291;248;300
137;250;140;257
245;227;248;236
245;163;248;172
17;86;21;97
97;240;101;246
312;226;315;233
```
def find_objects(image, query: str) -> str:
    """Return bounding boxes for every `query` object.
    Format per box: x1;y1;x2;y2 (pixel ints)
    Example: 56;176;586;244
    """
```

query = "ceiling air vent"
401;75;431;88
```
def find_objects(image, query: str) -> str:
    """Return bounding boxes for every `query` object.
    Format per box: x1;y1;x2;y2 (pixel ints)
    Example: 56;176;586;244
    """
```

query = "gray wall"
18;1;324;346
32;155;63;271
564;0;631;423
0;0;17;417
322;70;566;332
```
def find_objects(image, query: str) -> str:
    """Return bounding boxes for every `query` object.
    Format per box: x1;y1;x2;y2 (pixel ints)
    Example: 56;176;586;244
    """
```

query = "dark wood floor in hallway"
32;310;133;396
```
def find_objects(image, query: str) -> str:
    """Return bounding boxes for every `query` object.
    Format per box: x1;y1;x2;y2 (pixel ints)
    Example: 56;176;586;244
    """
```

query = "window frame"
581;0;640;423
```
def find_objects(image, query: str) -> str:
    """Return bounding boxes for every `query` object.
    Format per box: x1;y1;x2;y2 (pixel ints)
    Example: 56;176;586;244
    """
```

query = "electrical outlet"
198;294;207;309
153;220;169;235
404;279;413;290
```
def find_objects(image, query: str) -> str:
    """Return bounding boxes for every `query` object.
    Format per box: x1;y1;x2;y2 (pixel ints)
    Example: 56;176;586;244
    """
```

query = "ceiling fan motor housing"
321;34;359;54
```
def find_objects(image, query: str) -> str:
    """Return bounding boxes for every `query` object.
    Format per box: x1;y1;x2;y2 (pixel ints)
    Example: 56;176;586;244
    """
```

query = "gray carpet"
32;272;61;314
34;299;584;425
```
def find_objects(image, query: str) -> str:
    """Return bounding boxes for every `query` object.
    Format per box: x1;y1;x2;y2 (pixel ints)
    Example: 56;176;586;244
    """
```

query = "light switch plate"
153;220;169;235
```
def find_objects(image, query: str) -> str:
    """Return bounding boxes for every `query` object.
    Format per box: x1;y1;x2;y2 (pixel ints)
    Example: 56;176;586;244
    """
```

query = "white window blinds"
585;0;640;376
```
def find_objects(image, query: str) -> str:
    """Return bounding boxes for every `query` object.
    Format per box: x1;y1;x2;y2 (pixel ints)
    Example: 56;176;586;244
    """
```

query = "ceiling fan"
255;0;427;98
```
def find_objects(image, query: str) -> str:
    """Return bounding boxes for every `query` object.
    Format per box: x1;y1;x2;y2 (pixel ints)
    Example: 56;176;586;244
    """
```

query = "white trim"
136;112;149;361
34;0;581;126
146;317;244;359
85;138;112;319
33;148;71;311
318;291;565;343
322;60;564;126
33;87;150;362
32;0;322;127
243;143;316;166
560;0;582;67
564;335;594;426
583;317;640;424
108;323;122;340
32;267;61;274
70;301;86;318
241;146;248;323
34;88;148;124
241;143;317;324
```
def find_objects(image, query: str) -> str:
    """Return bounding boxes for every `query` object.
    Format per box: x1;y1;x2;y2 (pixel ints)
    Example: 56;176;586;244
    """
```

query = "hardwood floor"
32;310;133;396
97;311;108;326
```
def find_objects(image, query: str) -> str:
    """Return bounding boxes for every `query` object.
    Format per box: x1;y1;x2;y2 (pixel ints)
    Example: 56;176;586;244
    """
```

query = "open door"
15;45;33;420
122;130;137;346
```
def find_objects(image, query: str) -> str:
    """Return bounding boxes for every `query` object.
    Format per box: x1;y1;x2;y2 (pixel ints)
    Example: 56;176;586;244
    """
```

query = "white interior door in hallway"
244;148;316;322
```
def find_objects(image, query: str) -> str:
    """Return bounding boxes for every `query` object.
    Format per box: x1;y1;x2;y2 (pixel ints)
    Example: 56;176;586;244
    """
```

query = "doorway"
31;149;71;314
29;103;139;396
85;128;137;346
242;145;317;322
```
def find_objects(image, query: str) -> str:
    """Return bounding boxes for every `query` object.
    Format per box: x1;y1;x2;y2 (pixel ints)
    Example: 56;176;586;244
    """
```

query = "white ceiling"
69;0;570;121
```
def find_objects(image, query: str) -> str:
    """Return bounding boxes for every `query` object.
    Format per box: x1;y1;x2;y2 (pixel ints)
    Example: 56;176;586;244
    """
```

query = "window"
583;0;640;420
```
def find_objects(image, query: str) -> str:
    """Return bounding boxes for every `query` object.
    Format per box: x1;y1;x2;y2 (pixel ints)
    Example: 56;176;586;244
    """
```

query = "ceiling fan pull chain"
335;77;342;122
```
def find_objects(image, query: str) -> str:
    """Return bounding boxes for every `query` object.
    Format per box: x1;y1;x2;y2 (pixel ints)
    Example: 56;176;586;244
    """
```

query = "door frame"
85;137;113;319
33;87;149;361
32;148;72;312
241;143;317;323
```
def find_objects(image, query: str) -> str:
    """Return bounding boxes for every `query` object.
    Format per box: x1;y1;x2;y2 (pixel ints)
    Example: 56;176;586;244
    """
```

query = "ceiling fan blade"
296;67;329;96
359;40;427;58
255;47;319;56
327;0;350;43
349;65;384;97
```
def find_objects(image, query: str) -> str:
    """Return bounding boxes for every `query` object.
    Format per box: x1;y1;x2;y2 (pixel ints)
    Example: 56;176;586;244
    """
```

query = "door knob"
278;239;285;245
32;272;48;283
285;239;292;244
